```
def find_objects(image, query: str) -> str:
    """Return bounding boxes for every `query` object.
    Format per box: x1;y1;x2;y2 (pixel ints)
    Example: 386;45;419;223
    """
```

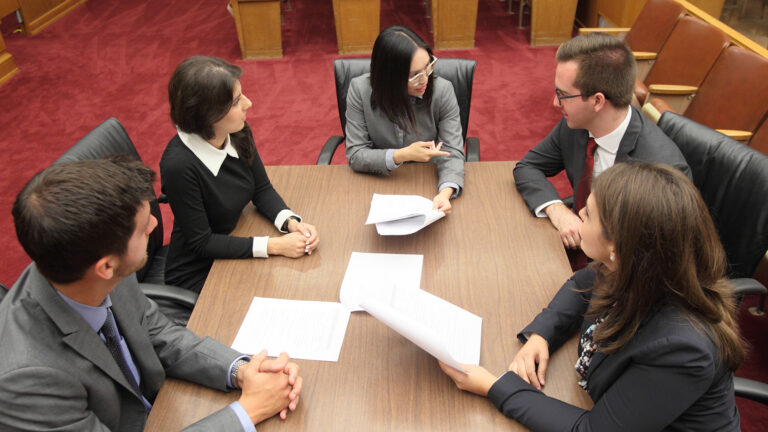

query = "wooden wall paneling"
597;0;646;27
530;0;579;46
0;31;19;86
0;0;19;18
576;0;600;27
232;0;283;59
332;0;380;54
431;0;478;50
18;0;85;35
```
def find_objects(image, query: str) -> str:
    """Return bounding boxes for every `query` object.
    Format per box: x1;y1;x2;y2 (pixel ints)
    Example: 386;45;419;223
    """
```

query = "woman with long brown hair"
441;162;744;431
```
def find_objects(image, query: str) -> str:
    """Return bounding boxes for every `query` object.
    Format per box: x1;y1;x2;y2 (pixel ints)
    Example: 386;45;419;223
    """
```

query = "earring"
609;253;615;262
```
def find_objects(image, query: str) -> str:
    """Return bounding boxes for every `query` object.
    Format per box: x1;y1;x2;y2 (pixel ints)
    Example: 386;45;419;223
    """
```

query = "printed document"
231;297;350;362
339;252;423;311
365;193;445;235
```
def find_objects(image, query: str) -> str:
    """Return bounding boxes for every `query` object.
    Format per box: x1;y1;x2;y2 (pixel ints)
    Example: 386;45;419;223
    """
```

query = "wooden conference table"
145;161;593;431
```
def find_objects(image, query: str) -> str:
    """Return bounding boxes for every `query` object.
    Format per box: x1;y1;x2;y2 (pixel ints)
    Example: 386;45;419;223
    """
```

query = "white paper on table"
231;297;351;362
365;193;445;235
339;252;423;312
360;288;482;372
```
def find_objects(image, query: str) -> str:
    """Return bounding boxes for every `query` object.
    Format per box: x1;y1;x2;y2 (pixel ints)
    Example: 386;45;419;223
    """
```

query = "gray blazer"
0;264;244;431
345;74;465;192
514;106;691;214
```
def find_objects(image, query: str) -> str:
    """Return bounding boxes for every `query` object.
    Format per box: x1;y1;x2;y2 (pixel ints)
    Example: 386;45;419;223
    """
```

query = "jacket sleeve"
161;150;253;259
487;334;719;431
344;77;390;175
513;120;568;214
182;406;245;432
247;137;290;223
518;267;594;352
433;79;465;192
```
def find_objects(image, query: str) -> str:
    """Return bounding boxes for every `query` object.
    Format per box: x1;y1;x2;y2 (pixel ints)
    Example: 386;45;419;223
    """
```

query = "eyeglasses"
555;88;586;106
408;56;438;87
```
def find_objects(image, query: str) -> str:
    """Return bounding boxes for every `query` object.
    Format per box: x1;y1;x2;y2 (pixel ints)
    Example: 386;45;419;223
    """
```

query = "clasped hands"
439;333;550;396
237;350;303;425
268;221;319;258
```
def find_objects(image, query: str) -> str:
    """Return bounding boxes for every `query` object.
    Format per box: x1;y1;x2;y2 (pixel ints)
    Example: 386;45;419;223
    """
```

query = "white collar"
176;127;239;176
591;107;632;155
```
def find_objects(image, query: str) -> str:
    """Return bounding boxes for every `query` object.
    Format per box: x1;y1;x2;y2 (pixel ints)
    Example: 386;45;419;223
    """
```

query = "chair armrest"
317;136;344;165
157;193;168;204
730;278;767;298
715;129;753;141
734;377;768;405
578;27;631;35
466;137;480;162
139;283;199;308
633;51;657;61
647;84;698;95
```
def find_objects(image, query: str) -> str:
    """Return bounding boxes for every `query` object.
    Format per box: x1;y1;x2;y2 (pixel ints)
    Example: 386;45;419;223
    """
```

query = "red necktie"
574;138;598;213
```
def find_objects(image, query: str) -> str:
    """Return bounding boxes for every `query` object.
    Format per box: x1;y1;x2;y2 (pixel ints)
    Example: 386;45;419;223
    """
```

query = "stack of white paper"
365;193;445;235
231;297;350;362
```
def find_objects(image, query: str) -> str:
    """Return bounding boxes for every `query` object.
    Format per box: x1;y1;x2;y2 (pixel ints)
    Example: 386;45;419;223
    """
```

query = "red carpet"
0;0;765;427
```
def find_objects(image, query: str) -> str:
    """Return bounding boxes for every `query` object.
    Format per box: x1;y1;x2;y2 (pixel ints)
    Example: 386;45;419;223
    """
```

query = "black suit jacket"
513;106;691;214
486;268;740;431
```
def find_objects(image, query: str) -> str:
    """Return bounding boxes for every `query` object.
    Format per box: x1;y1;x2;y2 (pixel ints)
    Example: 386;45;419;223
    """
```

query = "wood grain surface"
145;161;593;431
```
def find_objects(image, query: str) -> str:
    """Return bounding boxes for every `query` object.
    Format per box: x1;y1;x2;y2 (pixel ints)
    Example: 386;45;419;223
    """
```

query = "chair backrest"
54;118;163;283
643;16;729;87
332;57;477;142
658;111;768;279
624;0;686;53
684;46;768;134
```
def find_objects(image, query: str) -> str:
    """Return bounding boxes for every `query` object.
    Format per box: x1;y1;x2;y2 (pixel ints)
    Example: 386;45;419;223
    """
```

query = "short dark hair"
12;158;156;284
168;56;254;163
556;33;636;107
370;26;435;132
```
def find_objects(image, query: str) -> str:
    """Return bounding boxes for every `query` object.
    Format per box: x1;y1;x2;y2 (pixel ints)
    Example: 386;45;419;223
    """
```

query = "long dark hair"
168;56;254;163
370;26;434;132
588;162;745;370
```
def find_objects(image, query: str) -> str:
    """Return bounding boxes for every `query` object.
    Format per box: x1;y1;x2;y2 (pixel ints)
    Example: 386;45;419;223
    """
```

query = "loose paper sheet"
365;193;445;235
360;287;482;372
339;252;423;312
231;297;350;362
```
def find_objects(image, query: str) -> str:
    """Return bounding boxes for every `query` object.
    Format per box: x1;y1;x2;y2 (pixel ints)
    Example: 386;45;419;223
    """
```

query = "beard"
115;253;148;278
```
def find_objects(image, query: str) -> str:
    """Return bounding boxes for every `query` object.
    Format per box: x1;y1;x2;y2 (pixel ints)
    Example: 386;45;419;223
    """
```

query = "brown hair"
555;33;636;108
168;56;254;164
588;162;745;370
12;157;156;284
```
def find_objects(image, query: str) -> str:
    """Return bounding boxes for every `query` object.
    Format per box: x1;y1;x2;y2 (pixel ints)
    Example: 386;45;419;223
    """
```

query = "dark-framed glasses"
408;56;438;87
555;88;585;105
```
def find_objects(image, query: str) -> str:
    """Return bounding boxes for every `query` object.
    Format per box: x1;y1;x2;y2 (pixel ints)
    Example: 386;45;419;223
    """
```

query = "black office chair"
317;57;480;165
657;111;768;413
0;283;7;304
657;111;768;313
54;118;196;325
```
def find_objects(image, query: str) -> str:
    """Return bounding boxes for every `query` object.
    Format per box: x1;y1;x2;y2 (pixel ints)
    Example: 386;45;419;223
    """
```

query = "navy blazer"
487;268;740;431
513;106;691;214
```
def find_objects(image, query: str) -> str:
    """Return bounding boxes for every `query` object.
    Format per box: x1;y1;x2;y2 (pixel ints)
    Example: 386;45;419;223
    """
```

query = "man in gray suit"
0;158;302;431
514;33;690;250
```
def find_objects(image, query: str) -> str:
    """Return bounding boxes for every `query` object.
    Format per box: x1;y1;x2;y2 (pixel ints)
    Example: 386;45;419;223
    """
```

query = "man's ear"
93;256;117;281
592;92;607;112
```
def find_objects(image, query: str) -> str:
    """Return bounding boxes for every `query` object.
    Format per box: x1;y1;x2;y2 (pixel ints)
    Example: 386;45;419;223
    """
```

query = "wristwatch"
230;358;249;389
281;216;300;232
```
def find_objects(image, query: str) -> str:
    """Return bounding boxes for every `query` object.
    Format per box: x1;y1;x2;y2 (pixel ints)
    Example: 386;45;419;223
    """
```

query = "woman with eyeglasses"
345;26;465;213
160;56;319;294
440;162;744;431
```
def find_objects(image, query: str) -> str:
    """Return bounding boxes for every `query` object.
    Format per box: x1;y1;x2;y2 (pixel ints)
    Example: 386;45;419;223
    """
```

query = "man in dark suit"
514;33;690;250
0;158;302;431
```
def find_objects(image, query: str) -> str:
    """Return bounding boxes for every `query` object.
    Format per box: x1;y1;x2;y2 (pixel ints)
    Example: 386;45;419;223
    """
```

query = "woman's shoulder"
160;135;197;174
349;73;372;93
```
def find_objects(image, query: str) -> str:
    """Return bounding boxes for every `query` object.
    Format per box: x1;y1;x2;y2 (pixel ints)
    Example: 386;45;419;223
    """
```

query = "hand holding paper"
365;193;445;235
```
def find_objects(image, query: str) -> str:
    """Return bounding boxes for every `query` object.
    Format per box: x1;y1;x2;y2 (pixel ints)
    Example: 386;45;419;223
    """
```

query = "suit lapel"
615;107;642;162
29;267;143;399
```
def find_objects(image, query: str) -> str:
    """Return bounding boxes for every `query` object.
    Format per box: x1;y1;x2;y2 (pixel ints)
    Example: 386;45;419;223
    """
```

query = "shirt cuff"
229;401;257;432
534;200;563;218
252;237;269;258
438;182;460;199
385;149;402;171
227;355;251;389
274;209;301;233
